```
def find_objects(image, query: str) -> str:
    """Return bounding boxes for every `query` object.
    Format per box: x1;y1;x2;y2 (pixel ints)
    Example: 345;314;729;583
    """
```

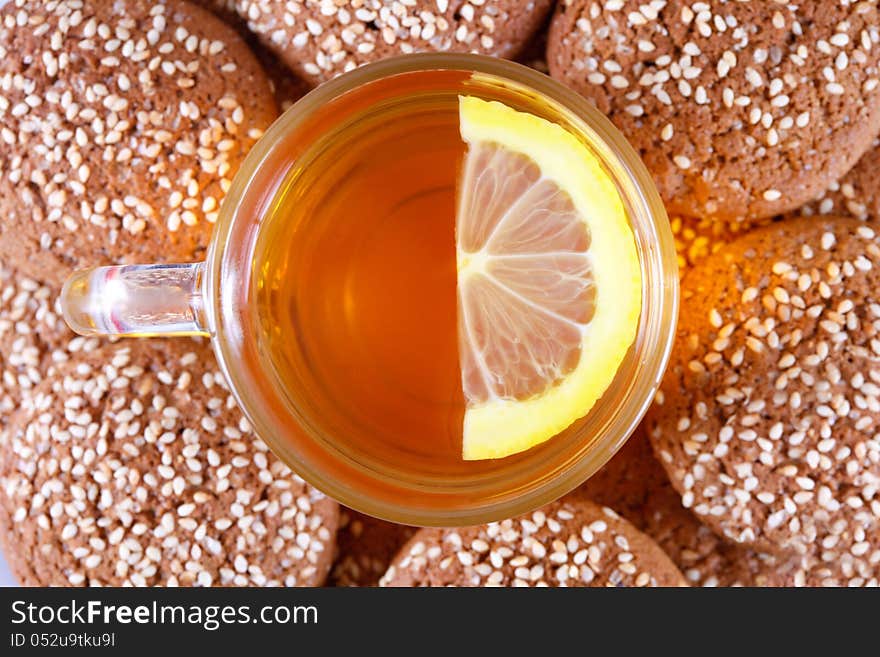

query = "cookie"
0;0;278;286
648;217;880;563
379;496;687;587
580;428;841;586
796;139;880;222
0;264;87;421
547;1;880;221
0;340;339;586
330;509;417;587
234;0;555;86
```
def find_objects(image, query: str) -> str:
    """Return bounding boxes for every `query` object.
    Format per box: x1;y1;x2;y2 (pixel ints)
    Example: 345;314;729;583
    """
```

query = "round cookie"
0;0;278;286
234;0;555;86
639;479;879;587
648;217;880;560
580;428;832;587
0;264;86;421
547;1;880;221
379;496;687;587
0;340;339;586
330;509;417;587
796;139;880;222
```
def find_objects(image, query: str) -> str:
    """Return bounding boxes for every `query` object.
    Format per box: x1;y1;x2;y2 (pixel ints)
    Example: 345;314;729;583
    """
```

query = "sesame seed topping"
380;498;685;587
651;218;880;569
0;341;338;586
239;0;531;86
0;0;276;282
549;0;880;220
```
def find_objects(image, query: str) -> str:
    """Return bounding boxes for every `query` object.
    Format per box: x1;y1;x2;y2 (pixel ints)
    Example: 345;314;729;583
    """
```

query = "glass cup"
60;54;678;526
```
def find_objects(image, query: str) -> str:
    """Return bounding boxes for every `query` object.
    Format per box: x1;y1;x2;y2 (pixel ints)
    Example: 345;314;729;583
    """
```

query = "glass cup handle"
60;263;210;337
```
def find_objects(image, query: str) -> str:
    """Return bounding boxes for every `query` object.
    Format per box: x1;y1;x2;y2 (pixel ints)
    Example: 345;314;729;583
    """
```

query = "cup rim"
205;53;679;526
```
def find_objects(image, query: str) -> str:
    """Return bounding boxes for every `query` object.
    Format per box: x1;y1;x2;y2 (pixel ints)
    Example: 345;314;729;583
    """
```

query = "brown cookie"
0;264;87;422
379;496;687;587
579;428;852;586
638;480;877;586
330;509;417;587
648;217;880;564
796;139;880;222
0;340;339;586
0;0;278;286
234;0;555;86
547;1;880;221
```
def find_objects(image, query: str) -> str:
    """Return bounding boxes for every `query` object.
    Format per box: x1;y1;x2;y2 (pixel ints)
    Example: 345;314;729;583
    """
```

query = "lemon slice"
456;96;642;460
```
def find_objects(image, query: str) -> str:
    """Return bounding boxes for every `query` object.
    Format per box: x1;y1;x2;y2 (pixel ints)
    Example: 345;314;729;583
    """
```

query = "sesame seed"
674;155;692;169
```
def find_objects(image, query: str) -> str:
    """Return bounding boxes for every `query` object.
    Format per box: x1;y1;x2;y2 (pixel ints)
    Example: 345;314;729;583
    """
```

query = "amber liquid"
252;70;585;490
260;96;469;471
